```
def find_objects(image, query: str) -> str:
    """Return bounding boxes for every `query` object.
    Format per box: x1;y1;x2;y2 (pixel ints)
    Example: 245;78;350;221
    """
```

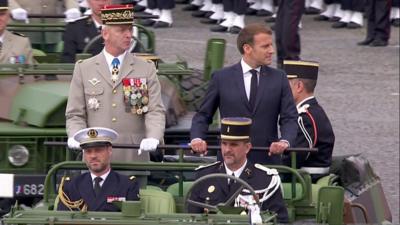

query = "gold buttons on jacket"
113;89;117;94
112;117;117;122
112;103;116;108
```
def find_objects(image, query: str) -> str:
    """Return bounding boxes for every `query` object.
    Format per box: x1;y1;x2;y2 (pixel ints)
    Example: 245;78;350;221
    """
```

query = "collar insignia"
245;168;252;176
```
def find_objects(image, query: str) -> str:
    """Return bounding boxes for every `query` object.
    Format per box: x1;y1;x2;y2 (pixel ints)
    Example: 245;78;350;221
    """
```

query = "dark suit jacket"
188;161;289;223
61;16;104;63
58;170;140;211
191;62;298;164
283;97;335;178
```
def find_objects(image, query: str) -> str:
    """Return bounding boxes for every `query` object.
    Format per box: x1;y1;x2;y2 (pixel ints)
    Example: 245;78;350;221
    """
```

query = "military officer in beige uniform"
66;4;165;162
0;0;33;64
9;0;80;20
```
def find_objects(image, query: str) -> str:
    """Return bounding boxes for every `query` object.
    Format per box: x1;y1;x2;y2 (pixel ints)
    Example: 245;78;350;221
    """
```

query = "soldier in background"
358;0;392;46
9;0;80;22
391;0;400;26
139;0;175;28
61;0;112;63
274;0;305;68
0;0;33;64
282;60;335;182
9;0;81;52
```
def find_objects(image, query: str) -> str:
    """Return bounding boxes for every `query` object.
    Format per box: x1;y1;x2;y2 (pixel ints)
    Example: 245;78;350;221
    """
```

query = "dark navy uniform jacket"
188;161;289;223
57;170;140;211
283;97;335;181
190;63;298;165
61;16;103;63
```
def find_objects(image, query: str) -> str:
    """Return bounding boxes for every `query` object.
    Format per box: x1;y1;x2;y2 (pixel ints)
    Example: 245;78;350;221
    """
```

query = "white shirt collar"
0;32;5;43
103;49;127;72
92;17;102;29
90;169;111;186
224;160;248;178
241;59;261;75
296;96;315;110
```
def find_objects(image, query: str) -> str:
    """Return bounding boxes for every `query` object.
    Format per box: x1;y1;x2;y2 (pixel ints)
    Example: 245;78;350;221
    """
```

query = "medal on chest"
122;78;149;115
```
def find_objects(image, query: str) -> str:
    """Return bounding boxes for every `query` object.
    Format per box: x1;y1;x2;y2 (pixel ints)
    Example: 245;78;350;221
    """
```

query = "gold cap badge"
87;129;98;138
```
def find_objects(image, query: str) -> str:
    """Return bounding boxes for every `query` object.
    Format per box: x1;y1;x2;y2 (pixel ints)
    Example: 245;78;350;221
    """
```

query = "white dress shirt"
224;160;248;183
241;59;260;101
90;169;111;188
103;50;127;74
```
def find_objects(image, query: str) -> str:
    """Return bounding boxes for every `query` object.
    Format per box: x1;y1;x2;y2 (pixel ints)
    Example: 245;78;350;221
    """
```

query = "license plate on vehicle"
13;175;46;197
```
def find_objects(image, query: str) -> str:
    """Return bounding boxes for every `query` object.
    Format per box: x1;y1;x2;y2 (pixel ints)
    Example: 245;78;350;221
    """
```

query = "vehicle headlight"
8;145;29;167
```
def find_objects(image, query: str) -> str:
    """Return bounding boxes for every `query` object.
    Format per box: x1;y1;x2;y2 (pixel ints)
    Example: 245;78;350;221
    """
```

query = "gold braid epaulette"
58;176;87;212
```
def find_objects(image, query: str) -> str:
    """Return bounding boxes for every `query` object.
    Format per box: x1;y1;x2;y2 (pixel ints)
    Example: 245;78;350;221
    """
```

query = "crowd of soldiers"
134;0;399;31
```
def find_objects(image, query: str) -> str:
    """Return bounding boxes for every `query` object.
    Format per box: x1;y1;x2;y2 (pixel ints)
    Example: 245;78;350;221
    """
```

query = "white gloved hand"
138;138;159;155
83;8;92;16
67;137;81;149
11;8;28;21
64;8;81;22
78;0;88;8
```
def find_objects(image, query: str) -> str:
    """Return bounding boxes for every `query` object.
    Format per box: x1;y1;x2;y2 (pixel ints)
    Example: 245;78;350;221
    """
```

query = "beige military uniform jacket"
0;30;34;64
9;0;78;14
66;52;166;161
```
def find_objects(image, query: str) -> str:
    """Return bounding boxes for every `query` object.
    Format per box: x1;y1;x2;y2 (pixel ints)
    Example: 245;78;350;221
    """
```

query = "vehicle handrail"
44;142;318;153
0;64;75;76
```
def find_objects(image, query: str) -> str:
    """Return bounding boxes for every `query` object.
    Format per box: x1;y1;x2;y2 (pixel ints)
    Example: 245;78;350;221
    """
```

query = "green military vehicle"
0;153;393;225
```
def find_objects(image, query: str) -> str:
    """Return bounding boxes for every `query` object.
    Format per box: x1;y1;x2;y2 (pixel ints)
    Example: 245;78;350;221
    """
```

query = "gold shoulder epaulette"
195;161;220;171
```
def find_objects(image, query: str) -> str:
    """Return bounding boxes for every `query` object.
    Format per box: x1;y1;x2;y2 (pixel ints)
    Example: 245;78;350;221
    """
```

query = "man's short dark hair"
237;23;272;55
299;78;317;93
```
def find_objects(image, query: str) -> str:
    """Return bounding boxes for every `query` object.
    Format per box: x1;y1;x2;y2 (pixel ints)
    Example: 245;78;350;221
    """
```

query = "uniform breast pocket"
84;87;104;111
85;87;104;96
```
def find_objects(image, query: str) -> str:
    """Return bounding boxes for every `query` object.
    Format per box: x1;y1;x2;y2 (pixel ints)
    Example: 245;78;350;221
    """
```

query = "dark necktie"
249;69;258;110
228;172;235;191
94;177;103;197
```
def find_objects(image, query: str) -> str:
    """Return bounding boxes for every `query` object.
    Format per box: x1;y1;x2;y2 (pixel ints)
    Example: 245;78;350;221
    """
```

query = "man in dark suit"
57;127;140;211
282;60;335;182
188;117;288;223
61;0;111;63
190;23;298;165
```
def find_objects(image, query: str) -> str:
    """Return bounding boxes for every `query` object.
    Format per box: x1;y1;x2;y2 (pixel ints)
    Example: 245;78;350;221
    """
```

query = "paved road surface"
152;5;400;224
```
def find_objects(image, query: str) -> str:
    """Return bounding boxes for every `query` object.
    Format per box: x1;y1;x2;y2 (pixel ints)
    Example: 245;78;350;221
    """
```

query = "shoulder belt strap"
297;104;318;148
